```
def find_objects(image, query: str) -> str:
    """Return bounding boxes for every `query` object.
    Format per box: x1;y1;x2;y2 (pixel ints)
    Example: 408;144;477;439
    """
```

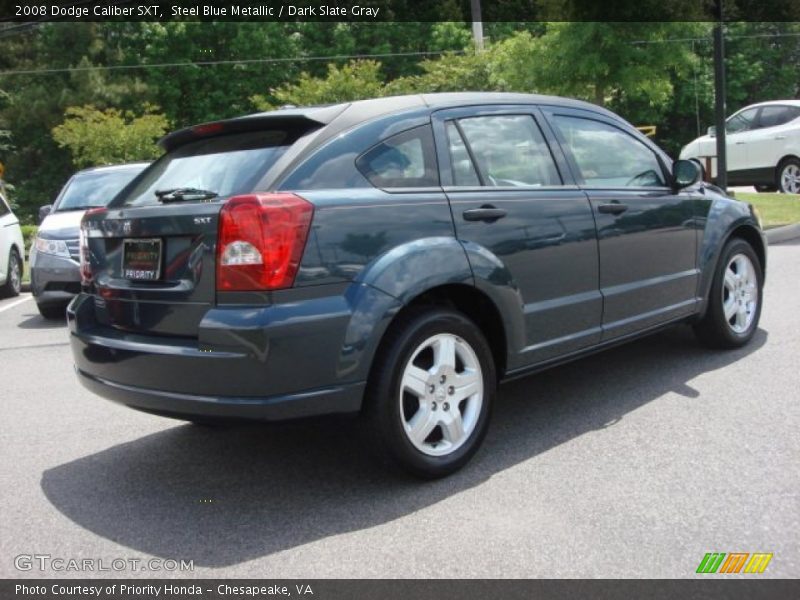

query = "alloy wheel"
398;333;483;457
722;253;758;334
9;254;21;294
780;163;800;194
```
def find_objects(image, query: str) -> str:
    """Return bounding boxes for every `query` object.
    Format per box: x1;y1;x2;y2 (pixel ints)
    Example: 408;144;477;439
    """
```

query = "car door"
542;108;699;340
724;107;760;177
431;105;602;369
745;105;800;172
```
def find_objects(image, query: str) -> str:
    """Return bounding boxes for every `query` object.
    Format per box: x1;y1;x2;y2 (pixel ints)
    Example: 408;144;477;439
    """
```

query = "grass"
735;192;800;229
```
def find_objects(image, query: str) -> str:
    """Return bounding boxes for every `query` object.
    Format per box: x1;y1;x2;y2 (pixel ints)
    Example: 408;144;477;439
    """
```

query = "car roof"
161;92;624;151
739;99;800;111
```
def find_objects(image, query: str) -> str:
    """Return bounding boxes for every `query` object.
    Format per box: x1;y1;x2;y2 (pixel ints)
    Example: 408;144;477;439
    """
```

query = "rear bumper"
75;367;364;421
68;291;367;421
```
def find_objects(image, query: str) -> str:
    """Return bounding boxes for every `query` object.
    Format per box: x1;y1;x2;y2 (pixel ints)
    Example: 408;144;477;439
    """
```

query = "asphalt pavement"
1;241;798;578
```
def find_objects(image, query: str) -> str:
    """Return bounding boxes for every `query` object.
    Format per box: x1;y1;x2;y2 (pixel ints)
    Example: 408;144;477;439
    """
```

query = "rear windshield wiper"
155;187;219;203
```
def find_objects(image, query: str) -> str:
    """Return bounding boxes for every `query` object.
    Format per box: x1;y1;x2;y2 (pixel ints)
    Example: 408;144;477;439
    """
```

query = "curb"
765;223;800;245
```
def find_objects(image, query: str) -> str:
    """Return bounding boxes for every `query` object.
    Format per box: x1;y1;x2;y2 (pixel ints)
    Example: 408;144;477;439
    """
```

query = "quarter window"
553;116;666;187
454;115;561;187
356;125;439;188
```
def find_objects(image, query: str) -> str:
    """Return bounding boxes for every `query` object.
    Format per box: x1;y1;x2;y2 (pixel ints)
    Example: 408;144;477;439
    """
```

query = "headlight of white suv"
34;237;71;258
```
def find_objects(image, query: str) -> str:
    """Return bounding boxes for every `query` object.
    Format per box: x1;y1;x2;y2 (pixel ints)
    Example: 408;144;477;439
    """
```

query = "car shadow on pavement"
17;313;67;329
41;325;767;568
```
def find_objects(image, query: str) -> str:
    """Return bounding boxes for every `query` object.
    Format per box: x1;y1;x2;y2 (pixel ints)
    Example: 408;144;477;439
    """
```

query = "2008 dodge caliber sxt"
69;93;766;478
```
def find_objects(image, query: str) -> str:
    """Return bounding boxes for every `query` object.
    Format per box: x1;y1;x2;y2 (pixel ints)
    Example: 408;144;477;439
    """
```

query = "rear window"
54;168;145;212
116;131;292;207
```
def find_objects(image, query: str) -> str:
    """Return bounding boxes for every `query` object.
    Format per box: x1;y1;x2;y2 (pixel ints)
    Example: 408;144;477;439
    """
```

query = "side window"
455;115;561;187
758;105;800;129
553;116;666;187
356;125;439;188
726;108;759;134
445;122;480;186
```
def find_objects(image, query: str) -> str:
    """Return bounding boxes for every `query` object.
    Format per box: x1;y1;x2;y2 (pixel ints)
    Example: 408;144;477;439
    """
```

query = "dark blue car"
69;93;766;477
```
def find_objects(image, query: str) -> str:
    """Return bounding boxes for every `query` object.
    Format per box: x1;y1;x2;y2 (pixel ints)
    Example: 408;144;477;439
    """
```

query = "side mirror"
673;159;702;189
38;204;52;224
707;126;716;138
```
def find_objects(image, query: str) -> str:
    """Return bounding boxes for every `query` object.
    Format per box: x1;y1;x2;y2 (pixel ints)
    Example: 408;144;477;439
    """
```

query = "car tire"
363;307;496;478
37;303;67;320
754;184;777;193
0;248;22;298
776;157;800;194
693;238;763;349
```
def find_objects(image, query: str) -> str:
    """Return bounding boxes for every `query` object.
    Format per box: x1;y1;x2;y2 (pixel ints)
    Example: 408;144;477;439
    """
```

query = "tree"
52;105;168;168
490;24;702;109
387;50;494;95
252;60;385;110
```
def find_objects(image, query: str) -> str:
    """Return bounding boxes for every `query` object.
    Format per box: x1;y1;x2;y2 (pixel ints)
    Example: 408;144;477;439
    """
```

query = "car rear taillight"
79;207;106;285
216;193;314;291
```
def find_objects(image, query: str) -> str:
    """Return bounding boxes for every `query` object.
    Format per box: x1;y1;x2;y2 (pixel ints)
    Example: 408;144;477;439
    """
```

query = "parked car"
680;100;800;193
0;189;24;298
31;163;149;318
69;93;766;478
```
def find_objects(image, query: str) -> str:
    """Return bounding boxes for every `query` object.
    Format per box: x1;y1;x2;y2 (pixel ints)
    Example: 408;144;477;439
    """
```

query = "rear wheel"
363;307;496;478
1;248;22;298
694;238;762;349
777;158;800;194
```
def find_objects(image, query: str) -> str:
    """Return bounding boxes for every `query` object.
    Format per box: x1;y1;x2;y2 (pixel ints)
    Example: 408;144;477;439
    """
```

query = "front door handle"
735;141;747;145
463;206;507;222
597;202;628;215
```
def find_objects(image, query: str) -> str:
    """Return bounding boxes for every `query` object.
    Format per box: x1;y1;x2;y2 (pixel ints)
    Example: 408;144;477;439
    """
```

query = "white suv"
0;190;24;297
680;100;800;194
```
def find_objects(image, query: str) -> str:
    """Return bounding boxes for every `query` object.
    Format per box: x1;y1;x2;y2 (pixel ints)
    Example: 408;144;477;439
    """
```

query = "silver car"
31;163;148;318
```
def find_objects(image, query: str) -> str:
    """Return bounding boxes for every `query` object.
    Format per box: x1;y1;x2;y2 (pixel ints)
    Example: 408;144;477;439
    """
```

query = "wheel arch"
397;283;508;379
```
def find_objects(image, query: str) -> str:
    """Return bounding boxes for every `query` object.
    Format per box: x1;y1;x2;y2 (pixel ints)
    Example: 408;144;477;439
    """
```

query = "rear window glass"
116;131;291;207
54;167;145;212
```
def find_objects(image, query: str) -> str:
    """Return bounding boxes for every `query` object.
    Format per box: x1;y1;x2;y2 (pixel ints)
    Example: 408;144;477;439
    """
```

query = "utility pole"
471;0;484;51
713;0;728;190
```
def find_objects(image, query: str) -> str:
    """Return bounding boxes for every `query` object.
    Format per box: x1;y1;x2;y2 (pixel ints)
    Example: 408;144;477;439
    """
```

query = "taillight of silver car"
79;207;107;285
216;193;314;291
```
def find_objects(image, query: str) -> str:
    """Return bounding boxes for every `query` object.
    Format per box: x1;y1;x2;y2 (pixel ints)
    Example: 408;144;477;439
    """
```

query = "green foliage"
253;60;386;110
387;50;494;94
52;105;168;169
20;225;38;253
1;20;799;222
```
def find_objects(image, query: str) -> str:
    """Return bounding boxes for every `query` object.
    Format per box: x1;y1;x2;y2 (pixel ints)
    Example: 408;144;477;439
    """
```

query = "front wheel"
694;238;763;349
363;307;496;478
777;158;800;194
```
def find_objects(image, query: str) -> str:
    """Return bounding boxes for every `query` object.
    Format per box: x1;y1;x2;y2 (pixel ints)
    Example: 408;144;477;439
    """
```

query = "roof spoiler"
158;104;349;152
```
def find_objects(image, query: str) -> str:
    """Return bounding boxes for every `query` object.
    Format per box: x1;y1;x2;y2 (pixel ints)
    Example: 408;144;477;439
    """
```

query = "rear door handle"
735;141;747;145
463;206;507;222
597;202;628;215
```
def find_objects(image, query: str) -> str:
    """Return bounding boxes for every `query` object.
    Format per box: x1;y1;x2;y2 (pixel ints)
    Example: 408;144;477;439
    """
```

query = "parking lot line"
0;294;31;313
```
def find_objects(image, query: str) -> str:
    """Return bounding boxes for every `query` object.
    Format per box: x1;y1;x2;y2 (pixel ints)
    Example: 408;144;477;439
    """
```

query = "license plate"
123;238;162;281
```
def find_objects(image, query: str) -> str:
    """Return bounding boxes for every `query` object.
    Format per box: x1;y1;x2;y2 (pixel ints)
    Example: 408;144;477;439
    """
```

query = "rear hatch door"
83;118;325;337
